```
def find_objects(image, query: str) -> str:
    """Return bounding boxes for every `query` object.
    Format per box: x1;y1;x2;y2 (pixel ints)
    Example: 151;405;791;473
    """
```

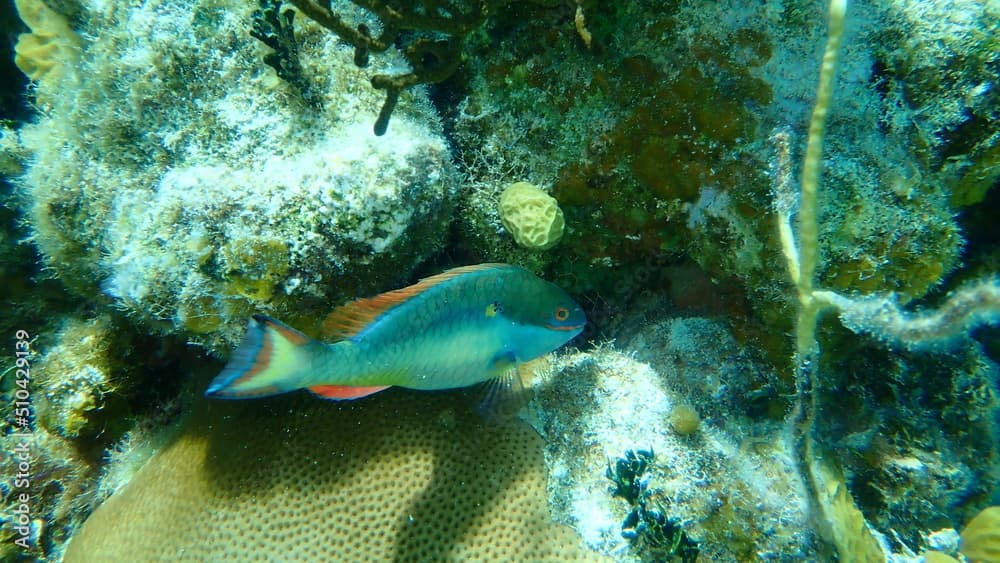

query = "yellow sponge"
499;181;565;250
64;389;604;561
14;0;79;85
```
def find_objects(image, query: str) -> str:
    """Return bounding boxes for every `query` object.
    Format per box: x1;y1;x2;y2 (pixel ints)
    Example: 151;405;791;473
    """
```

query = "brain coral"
64;389;604;561
499;181;566;251
14;0;457;350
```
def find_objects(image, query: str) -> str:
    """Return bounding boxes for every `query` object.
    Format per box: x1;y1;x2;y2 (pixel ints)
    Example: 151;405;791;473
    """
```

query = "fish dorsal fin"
320;263;510;340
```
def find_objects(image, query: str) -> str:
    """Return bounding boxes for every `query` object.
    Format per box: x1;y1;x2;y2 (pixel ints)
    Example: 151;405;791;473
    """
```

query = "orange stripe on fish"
544;323;584;331
308;384;391;399
228;316;308;387
320;263;505;339
206;315;316;399
262;316;311;345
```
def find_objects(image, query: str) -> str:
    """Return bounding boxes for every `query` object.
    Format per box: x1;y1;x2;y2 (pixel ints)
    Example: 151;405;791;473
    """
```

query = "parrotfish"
205;263;586;400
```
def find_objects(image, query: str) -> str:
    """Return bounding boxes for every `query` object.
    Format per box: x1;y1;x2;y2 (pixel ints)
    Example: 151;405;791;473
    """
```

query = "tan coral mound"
65;389;601;561
499;181;565;251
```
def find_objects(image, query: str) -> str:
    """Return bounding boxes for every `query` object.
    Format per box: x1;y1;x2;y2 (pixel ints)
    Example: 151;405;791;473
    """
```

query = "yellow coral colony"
499;181;566;250
960;506;1000;563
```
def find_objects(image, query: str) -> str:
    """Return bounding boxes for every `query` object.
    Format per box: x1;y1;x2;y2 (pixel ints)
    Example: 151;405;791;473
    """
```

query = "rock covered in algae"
64;389;606;562
520;307;1000;561
13;0;458;351
0;314;150;562
521;317;815;561
452;0;995;314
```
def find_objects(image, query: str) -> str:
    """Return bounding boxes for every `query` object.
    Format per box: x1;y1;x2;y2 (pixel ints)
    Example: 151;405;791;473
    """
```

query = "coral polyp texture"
63;390;606;562
13;0;457;350
959;506;1000;562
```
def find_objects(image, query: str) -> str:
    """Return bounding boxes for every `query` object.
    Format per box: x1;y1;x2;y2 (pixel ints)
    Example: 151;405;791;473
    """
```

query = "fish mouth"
545;323;585;332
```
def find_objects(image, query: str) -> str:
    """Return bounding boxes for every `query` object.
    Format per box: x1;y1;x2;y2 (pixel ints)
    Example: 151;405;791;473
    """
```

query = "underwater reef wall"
3;0;998;560
451;0;997;341
13;0;458;351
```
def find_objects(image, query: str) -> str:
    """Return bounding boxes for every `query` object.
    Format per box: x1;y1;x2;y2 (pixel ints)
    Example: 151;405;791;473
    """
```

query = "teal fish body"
206;264;585;400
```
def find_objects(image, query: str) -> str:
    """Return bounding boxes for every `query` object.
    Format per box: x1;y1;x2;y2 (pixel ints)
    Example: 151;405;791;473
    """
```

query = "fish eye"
554;307;569;321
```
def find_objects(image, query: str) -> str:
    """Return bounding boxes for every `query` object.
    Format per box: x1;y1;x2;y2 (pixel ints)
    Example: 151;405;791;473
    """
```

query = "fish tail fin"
206;314;319;399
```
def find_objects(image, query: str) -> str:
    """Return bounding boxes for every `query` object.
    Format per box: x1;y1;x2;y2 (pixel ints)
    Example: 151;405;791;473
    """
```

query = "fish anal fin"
308;384;391;400
320;264;510;340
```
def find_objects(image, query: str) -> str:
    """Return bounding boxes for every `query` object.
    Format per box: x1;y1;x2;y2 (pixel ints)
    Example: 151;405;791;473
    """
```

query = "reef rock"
523;317;815;561
14;0;458;350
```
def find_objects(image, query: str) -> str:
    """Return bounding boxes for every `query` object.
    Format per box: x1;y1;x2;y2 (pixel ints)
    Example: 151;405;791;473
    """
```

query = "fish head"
503;275;586;359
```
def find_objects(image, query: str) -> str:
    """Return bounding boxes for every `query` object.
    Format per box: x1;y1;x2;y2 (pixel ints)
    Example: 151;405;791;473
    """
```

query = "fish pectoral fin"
308;384;391;400
476;366;527;422
489;349;518;371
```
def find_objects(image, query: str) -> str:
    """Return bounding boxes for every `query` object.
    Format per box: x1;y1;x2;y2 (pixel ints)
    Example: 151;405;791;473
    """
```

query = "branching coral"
289;0;571;134
251;0;319;105
290;0;490;134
